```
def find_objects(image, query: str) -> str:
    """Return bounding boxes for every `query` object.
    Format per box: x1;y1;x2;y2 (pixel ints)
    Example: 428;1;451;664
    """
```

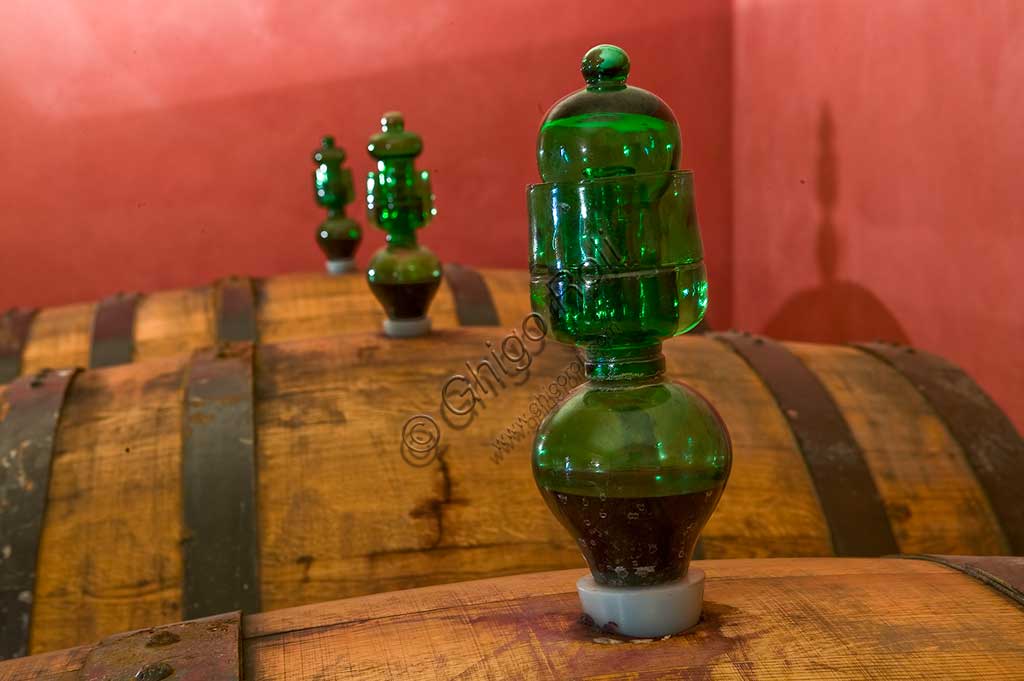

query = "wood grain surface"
9;268;530;377
4;558;1023;680
20;303;94;375
30;356;186;653
789;342;1007;555
3;328;1016;654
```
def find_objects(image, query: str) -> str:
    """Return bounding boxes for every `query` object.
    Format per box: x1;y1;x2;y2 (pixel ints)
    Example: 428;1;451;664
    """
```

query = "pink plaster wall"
0;0;734;328
733;0;1024;430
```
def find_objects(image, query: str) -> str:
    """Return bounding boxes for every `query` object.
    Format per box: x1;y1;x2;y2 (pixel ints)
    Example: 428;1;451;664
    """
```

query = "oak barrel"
0;265;529;381
3;556;1023;680
0;327;1021;656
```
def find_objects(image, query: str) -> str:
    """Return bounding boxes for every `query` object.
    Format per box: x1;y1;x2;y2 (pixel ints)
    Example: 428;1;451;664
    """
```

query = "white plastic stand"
325;258;356;275
383;316;431;338
577;568;704;638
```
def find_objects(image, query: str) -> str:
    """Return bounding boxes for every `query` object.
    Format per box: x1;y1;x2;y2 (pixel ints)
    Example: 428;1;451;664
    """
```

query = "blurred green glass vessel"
529;45;731;588
313;136;362;274
365;112;441;336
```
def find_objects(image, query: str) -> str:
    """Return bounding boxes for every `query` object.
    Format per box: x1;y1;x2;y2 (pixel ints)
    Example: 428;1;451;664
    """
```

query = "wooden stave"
4;266;529;379
3;556;1024;680
0;328;1018;654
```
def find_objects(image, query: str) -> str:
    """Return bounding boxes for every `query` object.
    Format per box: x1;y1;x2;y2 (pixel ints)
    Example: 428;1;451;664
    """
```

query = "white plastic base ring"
577;568;704;638
383;316;431;338
325;258;356;275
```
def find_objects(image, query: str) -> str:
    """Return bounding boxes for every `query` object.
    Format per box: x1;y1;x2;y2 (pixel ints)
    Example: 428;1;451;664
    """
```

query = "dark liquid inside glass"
539;483;723;587
320;236;360;260
369;280;440;319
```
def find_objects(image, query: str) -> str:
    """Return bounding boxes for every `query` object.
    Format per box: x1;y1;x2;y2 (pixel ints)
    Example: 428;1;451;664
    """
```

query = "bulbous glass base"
317;216;361;261
367;244;442;321
533;376;731;587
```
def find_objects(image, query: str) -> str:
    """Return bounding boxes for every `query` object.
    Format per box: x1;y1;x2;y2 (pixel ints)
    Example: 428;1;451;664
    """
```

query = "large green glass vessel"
529;46;732;602
313;136;362;274
365;112;442;337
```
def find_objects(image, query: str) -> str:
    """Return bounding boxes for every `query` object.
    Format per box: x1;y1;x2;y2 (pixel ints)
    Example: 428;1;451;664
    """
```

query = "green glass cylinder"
528;45;731;588
365;112;442;326
528;171;707;348
312;136;362;272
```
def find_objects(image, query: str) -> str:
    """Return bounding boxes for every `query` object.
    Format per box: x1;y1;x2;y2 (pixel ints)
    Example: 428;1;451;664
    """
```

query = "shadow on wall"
763;103;909;345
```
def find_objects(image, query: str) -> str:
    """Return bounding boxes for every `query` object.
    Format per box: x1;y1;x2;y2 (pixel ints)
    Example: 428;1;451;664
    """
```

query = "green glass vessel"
313;136;362;274
365;112;442;336
529;45;732;589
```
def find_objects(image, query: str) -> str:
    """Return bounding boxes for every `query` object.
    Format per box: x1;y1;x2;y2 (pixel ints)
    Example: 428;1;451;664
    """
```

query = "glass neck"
387;229;418;248
583;343;665;382
327;206;347;219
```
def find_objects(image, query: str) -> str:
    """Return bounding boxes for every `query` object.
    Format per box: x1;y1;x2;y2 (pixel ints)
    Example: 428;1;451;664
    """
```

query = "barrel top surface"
243;557;1024;680
5;558;1023;680
242;557;954;636
10;268;533;379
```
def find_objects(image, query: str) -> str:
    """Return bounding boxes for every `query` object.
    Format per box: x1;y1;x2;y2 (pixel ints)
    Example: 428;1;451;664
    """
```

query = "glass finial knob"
315;135;346;162
582;44;630;89
381;111;404;132
368;110;422;159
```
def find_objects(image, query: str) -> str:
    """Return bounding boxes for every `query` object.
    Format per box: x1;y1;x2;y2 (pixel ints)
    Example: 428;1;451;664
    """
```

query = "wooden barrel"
0;265;529;381
3;556;1023;680
1;328;1021;656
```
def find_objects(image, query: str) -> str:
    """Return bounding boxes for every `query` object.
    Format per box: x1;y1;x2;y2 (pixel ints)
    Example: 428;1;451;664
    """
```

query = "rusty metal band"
89;292;140;368
0;368;78;659
443;264;500;326
899;555;1024;609
182;344;260;619
77;611;241;680
712;332;898;556
0;309;37;383
854;342;1024;554
216;277;259;343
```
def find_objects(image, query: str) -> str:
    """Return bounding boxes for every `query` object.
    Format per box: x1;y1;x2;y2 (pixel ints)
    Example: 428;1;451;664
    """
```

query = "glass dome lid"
313;135;347;164
537;44;682;183
367;112;423;159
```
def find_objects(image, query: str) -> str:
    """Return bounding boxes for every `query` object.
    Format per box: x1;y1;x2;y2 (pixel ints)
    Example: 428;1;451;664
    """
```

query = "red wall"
4;0;1019;430
0;0;734;328
733;0;1024;430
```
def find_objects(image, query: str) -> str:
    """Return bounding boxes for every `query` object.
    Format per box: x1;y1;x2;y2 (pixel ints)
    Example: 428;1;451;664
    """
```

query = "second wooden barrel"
0;327;1021;655
0;265;529;381
3;556;1023;680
